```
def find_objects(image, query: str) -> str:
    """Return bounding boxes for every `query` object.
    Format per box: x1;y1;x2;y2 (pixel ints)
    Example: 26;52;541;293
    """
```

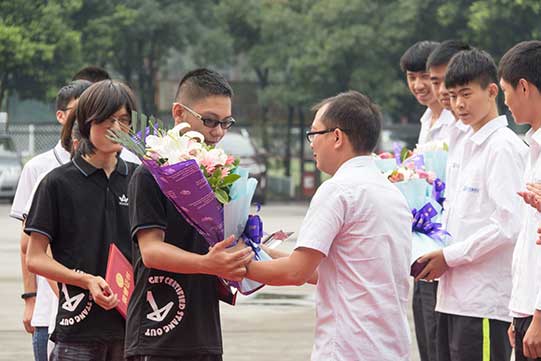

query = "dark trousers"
50;340;124;361
437;312;511;361
514;316;541;361
127;355;222;361
413;280;439;361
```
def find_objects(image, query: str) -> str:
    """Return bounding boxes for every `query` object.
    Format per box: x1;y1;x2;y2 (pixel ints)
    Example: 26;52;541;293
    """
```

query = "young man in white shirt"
400;40;453;361
246;91;413;361
426;40;472;226
499;40;541;361
417;48;527;361
11;79;92;361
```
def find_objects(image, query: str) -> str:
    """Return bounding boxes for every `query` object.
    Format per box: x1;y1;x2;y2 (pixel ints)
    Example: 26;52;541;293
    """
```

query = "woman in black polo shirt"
25;80;139;361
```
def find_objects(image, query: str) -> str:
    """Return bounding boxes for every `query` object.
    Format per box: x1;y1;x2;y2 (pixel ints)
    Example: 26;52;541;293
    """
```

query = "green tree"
0;0;82;112
75;0;210;115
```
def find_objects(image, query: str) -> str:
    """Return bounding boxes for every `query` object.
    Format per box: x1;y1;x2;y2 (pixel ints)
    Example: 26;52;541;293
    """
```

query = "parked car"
0;135;22;201
217;129;267;204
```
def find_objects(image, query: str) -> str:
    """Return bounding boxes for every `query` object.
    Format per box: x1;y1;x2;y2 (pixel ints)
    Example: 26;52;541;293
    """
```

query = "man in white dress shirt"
426;40;472;227
499;40;541;361
417;48;527;361
246;91;412;361
400;40;453;361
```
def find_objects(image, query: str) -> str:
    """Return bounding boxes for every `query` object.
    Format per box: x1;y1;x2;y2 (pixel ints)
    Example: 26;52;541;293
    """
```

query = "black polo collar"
72;152;129;177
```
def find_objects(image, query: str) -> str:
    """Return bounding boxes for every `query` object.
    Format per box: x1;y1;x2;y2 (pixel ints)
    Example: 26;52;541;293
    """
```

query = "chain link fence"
8;124;62;161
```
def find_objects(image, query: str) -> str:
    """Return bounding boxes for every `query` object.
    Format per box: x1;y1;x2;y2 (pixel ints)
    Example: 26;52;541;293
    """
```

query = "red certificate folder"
105;243;134;318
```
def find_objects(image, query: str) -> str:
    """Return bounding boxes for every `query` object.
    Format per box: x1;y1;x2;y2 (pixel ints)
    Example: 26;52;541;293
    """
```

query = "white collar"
420;108;453;130
455;119;470;133
524;127;541;147
334;155;375;176
469;115;508;146
53;141;71;165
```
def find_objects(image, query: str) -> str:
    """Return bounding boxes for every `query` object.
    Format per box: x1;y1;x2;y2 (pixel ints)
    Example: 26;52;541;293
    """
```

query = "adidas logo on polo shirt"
118;194;129;206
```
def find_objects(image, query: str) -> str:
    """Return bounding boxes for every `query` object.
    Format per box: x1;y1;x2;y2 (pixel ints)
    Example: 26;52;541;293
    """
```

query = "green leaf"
215;188;229;204
221;173;241;187
400;147;410;162
140;113;147;145
131;111;139;134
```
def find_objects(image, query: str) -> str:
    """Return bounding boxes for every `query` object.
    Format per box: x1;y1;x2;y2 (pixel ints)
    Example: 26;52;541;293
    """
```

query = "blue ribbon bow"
242;214;264;260
432;178;446;207
411;203;449;243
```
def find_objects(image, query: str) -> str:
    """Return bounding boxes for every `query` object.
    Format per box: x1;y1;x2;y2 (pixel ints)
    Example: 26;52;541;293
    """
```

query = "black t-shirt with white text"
124;166;222;358
24;154;138;343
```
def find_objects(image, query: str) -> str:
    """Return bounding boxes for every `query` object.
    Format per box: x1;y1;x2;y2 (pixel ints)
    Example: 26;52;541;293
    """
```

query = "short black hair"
427;40;472;69
56;80;92;111
312;91;382;153
445;49;498;89
400;41;440;72
75;80;138;156
72;66;111;83
499;40;541;91
174;68;233;104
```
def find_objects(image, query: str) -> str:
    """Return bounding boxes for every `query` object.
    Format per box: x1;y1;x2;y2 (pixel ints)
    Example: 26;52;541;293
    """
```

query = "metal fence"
8;124;62;160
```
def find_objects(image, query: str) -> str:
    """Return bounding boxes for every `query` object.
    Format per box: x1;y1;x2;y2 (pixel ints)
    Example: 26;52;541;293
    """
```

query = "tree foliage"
3;0;541;123
0;0;82;111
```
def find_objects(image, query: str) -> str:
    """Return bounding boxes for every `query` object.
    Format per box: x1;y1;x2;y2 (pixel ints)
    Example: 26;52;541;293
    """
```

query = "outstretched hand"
205;235;254;282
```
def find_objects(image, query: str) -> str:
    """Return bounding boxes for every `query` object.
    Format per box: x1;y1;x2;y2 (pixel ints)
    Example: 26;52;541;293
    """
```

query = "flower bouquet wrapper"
374;158;398;173
224;168;271;295
142;158;225;245
422;150;448;182
393;179;450;277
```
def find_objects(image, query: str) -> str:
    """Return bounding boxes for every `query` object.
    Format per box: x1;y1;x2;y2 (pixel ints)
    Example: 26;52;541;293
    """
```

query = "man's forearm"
247;257;307;286
19;232;36;293
261;244;289;259
260;245;318;284
140;239;208;274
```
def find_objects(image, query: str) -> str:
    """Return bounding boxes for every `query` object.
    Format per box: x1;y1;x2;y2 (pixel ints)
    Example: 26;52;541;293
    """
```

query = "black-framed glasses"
180;103;236;129
107;115;131;127
306;128;341;143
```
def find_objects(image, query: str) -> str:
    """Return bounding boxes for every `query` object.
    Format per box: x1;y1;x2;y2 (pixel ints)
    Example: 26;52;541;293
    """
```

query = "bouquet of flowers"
385;162;449;277
412;140;448;182
108;112;270;295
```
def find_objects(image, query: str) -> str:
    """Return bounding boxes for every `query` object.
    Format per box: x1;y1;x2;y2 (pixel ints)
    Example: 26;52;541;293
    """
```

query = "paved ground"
0;202;420;360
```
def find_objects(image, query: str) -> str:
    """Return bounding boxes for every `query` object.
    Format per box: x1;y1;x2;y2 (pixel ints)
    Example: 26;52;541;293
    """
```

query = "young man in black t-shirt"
25;80;139;361
125;69;253;361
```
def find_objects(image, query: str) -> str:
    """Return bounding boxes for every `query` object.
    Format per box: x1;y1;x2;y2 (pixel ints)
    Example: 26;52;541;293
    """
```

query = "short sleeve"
129;166;168;241
24;174;59;242
295;181;346;256
23;173;47;216
10;161;39;221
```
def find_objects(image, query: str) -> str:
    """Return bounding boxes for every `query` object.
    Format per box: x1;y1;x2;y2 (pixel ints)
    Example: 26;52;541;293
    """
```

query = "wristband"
21;292;37;300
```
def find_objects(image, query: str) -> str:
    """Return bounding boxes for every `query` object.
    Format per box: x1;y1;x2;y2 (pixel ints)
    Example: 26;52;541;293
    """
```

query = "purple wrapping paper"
142;159;224;245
